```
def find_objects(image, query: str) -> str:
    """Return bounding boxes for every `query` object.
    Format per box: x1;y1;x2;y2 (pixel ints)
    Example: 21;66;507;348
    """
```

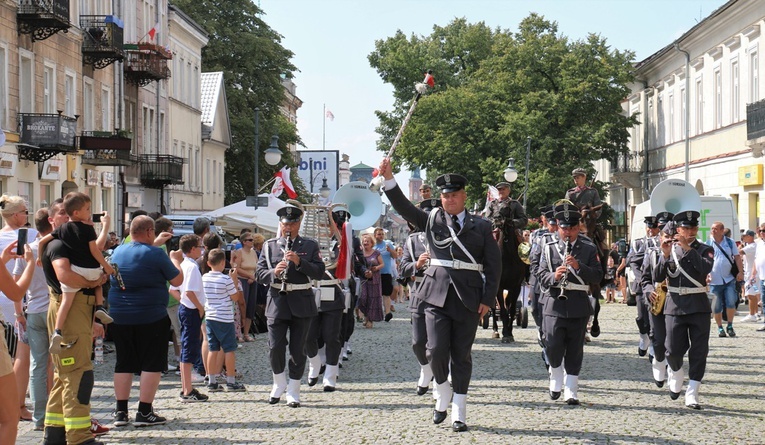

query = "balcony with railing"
123;43;172;86
609;151;644;189
746;99;765;158
18;0;71;42
139;154;184;188
79;131;135;167
17;112;78;163
81;15;124;69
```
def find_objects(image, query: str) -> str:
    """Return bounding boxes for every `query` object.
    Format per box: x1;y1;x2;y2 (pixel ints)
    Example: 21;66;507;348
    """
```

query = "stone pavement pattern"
16;303;764;444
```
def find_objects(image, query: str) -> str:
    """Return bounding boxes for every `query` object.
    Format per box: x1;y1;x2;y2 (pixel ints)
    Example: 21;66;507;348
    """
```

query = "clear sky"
261;0;729;188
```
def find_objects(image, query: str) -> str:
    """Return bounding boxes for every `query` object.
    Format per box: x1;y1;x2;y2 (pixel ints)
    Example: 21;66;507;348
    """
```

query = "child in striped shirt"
203;248;245;392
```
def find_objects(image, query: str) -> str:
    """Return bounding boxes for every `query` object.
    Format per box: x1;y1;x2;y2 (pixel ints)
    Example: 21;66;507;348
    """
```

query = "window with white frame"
186;61;192;107
123;4;136;42
213;160;217;194
83;78;94;131
142;106;149;155
750;48;759;103
680;86;687;138
0;45;7;129
101;87;111;131
206;158;210;193
178;57;185;103
143;0;156;39
657;92;665;146
668;92;675;143
64;71;76;116
193;65;199;109
695;77;703;135
43;63;55;114
19;50;33;113
630;105;640;152
195;147;200;191
159;111;165;153
731;59;740;122
18;181;32;210
713;68;722;129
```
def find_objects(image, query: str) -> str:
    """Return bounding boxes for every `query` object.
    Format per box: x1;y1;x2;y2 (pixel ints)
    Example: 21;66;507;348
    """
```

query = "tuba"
298;201;342;271
518;241;531;265
651;280;668;315
649;179;702;215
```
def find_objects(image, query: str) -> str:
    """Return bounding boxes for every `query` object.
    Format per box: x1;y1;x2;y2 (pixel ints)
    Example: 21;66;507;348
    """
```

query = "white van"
625;196;739;304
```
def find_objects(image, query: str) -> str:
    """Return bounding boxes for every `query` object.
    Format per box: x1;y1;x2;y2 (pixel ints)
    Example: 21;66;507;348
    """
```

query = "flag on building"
325;109;334;121
147;22;160;40
273;166;297;199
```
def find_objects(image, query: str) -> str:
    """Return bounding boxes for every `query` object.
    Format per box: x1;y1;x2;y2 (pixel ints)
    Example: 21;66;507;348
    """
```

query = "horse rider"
639;211;674;388
538;203;603;405
378;158;501;432
484;181;528;343
627;215;661;358
529;205;558;369
256;206;325;408
399;198;442;397
652;211;713;410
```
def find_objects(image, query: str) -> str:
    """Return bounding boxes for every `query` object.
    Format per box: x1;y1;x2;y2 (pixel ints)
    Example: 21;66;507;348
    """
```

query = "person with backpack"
707;221;744;338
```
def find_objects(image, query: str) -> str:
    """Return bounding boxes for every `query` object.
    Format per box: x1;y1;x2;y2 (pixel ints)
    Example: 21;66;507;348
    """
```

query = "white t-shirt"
742;243;757;280
754;239;765;280
0;228;39;322
13;236;49;314
179;256;205;309
203;271;238;323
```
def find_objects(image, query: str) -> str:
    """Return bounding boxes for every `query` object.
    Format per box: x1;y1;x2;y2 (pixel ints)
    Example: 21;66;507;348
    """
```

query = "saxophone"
558;238;572;301
278;231;293;296
651;280;668;315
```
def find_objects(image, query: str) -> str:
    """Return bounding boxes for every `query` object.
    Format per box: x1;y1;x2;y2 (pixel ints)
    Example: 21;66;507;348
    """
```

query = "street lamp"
503;158;518;183
319;177;331;198
248;108;283;208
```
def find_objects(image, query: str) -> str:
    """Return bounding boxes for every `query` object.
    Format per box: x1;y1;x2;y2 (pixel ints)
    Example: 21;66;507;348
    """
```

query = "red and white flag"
423;71;435;88
325;109;335;121
272;166;297;199
147;22;160;40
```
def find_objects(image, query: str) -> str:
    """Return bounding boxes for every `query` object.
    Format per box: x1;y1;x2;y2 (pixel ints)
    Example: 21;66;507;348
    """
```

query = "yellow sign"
61;357;75;366
739;165;763;186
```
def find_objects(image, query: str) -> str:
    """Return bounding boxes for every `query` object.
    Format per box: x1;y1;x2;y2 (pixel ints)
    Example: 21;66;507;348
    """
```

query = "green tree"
171;0;307;204
369;14;638;218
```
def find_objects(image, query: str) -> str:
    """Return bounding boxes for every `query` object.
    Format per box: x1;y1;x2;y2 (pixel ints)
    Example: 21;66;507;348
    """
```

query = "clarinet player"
538;203;602;405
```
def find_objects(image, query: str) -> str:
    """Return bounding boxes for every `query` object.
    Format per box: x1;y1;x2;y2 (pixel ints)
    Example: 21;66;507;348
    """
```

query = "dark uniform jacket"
529;229;556;295
316;241;345;312
538;234;602;318
256;235;326;319
485;198;528;234
385;184;501;312
400;231;428;314
627;236;659;295
565;186;602;218
652;240;713;316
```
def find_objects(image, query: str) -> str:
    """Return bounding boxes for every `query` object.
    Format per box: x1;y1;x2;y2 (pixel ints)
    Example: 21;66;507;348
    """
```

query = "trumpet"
558;237;572;301
279;231;293;296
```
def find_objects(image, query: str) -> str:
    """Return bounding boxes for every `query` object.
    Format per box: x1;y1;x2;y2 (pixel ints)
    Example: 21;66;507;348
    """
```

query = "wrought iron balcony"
123;43;172;86
79;131;135;167
18;0;71;42
610;151;643;189
17;112;77;162
81;15;124;69
139;154;184;188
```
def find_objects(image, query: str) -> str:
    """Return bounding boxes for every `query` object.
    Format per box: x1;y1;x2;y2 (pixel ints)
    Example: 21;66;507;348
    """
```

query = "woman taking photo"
357;234;384;328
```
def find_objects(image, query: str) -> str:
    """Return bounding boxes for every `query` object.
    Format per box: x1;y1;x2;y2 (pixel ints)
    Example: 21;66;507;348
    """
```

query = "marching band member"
256;206;325;408
400;198;441;396
538;203;602;405
639;212;674;388
378;159;500;432
529;206;558;368
652;210;713;410
628;215;661;357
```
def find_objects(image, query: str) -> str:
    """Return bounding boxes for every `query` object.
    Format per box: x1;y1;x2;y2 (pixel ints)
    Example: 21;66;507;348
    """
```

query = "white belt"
554;283;590;292
429;258;483;272
314;279;340;287
667;286;707;295
270;283;313;292
413;276;424;283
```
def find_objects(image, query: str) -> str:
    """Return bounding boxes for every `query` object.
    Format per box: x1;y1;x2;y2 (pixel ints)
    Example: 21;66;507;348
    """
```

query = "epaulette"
577;233;596;247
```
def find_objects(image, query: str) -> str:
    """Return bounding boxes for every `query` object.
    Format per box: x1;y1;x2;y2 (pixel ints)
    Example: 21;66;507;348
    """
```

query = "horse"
580;204;609;337
490;224;529;342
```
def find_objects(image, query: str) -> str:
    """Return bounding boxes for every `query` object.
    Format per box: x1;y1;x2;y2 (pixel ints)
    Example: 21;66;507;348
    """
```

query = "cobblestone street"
16;302;764;444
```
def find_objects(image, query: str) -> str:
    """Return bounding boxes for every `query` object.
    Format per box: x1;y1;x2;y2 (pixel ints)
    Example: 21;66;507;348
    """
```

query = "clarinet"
279;231;293;295
558;237;572;301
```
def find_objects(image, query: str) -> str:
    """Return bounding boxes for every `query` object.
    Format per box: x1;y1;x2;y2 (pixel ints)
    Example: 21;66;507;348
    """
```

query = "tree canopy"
368;15;638;216
172;0;307;204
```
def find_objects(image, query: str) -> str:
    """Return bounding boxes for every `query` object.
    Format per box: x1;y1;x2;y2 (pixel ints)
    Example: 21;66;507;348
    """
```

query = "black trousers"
424;287;480;394
340;294;358;343
268;316;312;380
305;309;343;366
635;293;651;335
648;311;667;362
411;311;428;366
542;315;588;376
665;312;710;381
531;289;543;328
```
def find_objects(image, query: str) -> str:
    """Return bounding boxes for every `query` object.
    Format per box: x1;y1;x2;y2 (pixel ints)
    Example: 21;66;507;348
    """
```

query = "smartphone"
93;213;104;223
17;227;27;255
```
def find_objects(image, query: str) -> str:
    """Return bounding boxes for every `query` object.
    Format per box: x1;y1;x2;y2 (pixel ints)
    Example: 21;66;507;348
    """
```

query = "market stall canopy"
203;195;285;237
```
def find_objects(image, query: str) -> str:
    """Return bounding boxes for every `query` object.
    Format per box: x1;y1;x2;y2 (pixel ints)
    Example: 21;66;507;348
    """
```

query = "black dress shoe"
385;313;393;322
308;377;318;387
549;391;561;400
432;410;447;424
268;397;280;405
319;365;326;375
655;380;665;388
590;322;600;337
323;385;335;392
638;348;647;357
339;362;343;368
287;401;301;408
566;398;580;406
452;421;468;432
501;335;515;343
669;391;680;400
686;403;701;410
416;386;428;396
